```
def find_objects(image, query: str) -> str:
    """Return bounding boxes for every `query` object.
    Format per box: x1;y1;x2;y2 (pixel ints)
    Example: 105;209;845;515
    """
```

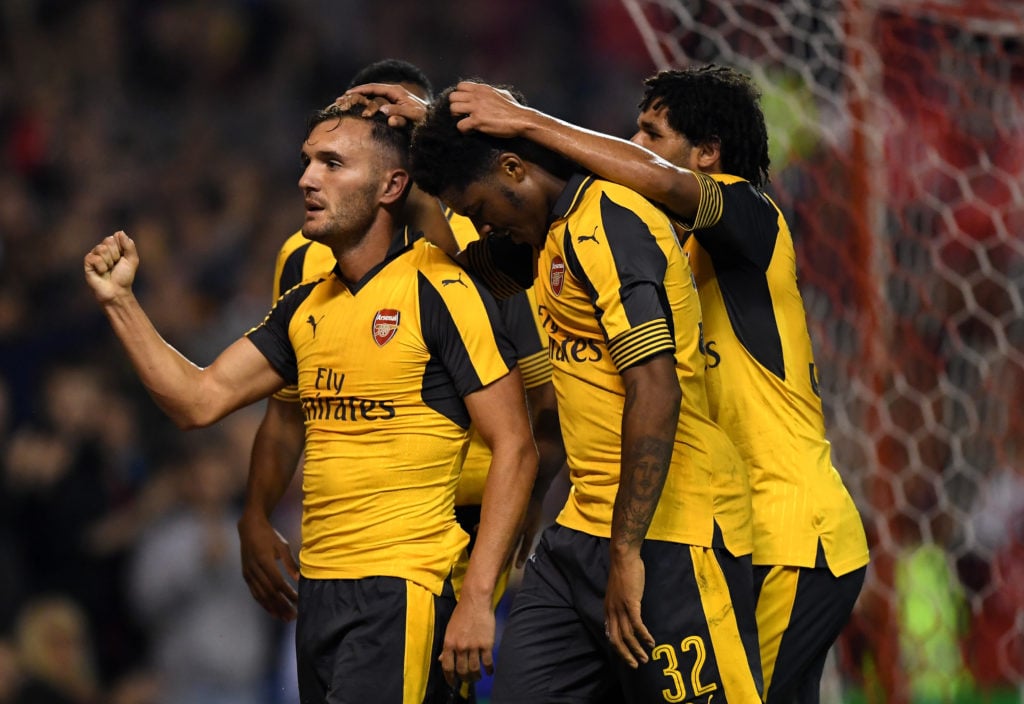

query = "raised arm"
83;231;286;428
605;352;681;669
440;367;538;685
448;81;702;220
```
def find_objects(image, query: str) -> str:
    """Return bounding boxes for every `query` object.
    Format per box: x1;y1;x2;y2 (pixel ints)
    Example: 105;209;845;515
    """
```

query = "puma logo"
577;226;599;244
307;314;324;337
442;272;468;288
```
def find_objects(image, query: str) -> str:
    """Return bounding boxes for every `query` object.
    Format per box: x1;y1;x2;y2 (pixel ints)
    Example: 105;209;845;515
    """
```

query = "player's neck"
331;213;399;285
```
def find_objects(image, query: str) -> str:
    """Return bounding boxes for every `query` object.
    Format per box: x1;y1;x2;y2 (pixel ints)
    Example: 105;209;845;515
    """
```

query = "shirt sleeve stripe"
518;350;553;389
607;319;675;370
679;172;724;232
272;386;300;402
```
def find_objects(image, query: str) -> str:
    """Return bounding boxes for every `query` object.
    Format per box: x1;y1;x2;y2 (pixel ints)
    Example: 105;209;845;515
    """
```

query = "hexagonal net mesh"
621;0;1024;700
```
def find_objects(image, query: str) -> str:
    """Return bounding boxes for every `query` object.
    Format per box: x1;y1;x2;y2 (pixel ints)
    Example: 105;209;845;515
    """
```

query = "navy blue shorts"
296;576;461;703
491;524;762;703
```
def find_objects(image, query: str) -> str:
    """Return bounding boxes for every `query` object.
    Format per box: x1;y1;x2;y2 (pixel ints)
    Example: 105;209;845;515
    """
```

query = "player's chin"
301;221;327;242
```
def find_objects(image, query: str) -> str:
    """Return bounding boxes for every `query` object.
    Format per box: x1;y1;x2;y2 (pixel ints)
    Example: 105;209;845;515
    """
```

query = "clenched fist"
83;230;139;304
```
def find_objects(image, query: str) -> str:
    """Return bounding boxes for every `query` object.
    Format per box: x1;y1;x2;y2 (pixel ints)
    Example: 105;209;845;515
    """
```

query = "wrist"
458;578;496;606
99;289;136;309
239;503;273;524
609;538;642;561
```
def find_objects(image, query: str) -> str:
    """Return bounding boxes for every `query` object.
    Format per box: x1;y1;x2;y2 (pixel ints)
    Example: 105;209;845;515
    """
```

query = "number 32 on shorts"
652;635;718;703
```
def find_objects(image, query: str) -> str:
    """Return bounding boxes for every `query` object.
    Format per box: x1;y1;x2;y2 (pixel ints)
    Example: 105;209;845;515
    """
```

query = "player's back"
684;172;868;574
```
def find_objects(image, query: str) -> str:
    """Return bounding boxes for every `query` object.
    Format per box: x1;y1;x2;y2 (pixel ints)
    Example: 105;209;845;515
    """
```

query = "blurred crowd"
0;1;651;702
4;1;1024;703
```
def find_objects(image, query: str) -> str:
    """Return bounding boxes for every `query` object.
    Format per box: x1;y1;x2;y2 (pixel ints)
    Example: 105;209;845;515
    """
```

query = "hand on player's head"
448;81;528;139
341;82;428;128
332;92;389;120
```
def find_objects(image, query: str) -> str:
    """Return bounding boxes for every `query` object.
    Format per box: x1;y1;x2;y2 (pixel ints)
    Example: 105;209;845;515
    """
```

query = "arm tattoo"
613;435;674;548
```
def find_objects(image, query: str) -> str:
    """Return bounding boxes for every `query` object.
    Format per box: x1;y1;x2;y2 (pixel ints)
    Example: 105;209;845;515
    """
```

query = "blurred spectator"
11;596;99;704
128;434;274;704
0;638;22;704
3;363;150;682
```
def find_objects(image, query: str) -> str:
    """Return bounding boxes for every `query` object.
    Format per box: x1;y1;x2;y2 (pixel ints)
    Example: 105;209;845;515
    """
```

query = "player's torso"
685;175;867;571
285;244;487;587
536;176;751;553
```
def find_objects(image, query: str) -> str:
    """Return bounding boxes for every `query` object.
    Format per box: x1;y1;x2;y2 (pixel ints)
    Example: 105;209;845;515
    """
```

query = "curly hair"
409;86;501;196
305;102;412;168
411;84;575;197
640;64;770;188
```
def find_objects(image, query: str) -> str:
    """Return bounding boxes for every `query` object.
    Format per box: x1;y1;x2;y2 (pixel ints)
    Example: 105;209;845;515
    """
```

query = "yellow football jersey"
536;174;752;555
269;232;337;402
247;228;517;594
448;211;552;506
684;172;869;576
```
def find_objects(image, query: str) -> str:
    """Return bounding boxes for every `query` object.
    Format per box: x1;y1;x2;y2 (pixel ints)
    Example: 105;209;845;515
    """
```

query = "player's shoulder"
709;173;782;218
401;238;457;274
277;230;309;259
710;173;748;187
405;240;490;300
447;211;480;251
583;176;662;217
276;230;334;275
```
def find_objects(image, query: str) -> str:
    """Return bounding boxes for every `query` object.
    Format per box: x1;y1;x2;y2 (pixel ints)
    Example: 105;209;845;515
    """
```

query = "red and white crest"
549;256;566;296
372;309;401;346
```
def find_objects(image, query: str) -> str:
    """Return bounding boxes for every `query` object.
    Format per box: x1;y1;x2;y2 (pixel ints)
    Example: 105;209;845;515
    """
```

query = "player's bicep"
463;367;533;456
196;337;287;419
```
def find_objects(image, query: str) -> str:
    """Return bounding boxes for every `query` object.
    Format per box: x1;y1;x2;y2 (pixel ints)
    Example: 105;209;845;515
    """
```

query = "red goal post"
620;0;1024;700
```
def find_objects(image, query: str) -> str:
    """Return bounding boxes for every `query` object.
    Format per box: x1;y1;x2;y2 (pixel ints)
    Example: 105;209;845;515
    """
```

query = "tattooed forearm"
612;356;681;551
612;436;674;548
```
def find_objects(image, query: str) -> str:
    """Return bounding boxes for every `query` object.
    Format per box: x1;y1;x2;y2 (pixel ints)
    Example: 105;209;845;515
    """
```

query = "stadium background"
0;1;1021;702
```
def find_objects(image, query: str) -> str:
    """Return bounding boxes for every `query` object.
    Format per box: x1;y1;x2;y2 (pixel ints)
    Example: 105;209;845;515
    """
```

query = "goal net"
620;0;1024;701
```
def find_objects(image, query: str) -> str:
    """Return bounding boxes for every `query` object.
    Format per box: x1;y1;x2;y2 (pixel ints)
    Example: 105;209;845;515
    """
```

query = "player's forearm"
101;295;215;429
610;356;681;557
406;186;460;257
525;385;565;502
461;440;539;601
520;111;699;219
244;400;305;518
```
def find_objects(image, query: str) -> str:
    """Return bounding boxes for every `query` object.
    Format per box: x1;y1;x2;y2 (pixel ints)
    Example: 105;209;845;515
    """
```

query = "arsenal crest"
372;309;400;346
549;256;565;296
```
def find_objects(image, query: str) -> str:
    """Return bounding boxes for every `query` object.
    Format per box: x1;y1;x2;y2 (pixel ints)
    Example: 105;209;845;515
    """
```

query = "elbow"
166;403;220;431
668;382;682;410
515;438;540;481
173;417;205;431
526;441;540;474
666;385;683;425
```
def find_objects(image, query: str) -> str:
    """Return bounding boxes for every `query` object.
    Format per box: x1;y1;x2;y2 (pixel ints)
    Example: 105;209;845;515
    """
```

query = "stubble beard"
303;181;379;252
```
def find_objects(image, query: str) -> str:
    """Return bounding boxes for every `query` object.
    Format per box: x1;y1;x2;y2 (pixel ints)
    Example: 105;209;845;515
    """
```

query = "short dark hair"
640;64;771;188
347;59;433;100
411;83;574;196
305;103;411;167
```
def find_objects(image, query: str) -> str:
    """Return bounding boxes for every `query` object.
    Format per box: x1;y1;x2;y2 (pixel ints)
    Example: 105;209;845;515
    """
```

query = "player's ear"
498;153;526;183
696;139;721;171
380;168;410;205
